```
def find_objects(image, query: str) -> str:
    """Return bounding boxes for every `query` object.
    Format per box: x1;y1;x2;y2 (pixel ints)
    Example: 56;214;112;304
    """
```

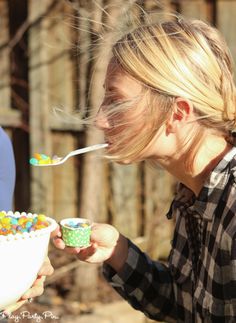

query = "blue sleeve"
0;127;16;211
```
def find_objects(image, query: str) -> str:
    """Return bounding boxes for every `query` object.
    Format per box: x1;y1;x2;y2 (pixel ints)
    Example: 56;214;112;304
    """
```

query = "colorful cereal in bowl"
0;211;57;310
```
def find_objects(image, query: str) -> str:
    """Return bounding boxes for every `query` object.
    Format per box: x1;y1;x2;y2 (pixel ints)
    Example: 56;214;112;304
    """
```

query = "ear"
166;97;194;134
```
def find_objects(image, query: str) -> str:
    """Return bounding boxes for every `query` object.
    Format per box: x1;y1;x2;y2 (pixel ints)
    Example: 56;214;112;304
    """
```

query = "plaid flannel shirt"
103;147;236;322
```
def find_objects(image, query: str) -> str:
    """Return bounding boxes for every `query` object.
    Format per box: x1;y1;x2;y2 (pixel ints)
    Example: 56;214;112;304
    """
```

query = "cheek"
103;110;127;131
103;102;151;147
107;115;147;146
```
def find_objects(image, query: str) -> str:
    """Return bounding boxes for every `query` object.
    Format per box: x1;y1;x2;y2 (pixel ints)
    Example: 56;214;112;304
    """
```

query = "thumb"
91;223;119;247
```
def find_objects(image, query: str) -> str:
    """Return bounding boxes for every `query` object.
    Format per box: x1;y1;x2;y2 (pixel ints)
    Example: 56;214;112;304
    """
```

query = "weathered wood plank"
0;109;21;127
43;2;80;221
180;0;212;21
76;2;92;117
217;0;236;75
52;132;78;222
45;1;76;113
0;1;11;110
144;0;173;22
69;0;106;303
49;118;83;132
79;0;113;224
28;0;54;214
110;163;140;238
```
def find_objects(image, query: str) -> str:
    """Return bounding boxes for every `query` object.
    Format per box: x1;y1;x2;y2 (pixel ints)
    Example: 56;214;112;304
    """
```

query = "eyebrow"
103;83;127;97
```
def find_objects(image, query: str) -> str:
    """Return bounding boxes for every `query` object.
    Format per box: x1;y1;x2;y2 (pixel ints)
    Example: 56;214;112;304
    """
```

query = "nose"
95;108;110;130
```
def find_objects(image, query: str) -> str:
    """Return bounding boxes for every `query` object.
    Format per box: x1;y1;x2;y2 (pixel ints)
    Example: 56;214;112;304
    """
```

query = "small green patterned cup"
60;218;91;247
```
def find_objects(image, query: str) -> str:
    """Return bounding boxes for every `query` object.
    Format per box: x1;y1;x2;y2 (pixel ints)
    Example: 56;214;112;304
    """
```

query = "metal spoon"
30;143;108;167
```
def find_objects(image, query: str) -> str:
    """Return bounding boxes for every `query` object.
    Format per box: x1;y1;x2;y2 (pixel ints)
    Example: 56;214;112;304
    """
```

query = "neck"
160;135;232;196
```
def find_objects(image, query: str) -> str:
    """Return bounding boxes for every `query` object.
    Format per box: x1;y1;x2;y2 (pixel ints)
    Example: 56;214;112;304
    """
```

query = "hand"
52;223;121;264
3;257;54;316
21;256;54;299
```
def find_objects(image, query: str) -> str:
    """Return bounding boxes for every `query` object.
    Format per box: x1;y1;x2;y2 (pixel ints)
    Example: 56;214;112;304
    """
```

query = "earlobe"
165;119;174;135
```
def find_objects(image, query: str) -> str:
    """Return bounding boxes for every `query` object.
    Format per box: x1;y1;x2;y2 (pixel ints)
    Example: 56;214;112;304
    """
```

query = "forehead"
105;59;142;97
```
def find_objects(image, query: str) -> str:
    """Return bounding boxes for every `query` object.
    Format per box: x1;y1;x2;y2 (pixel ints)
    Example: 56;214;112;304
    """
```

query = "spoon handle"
67;143;108;159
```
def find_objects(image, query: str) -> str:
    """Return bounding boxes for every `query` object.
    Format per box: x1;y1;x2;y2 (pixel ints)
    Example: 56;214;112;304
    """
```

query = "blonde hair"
103;17;236;165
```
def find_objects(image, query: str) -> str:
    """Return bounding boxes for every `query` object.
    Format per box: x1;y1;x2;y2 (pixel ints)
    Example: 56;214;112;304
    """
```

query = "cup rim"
60;217;91;231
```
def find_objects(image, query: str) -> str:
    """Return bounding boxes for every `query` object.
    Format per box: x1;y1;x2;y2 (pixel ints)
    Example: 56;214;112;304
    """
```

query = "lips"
105;138;112;145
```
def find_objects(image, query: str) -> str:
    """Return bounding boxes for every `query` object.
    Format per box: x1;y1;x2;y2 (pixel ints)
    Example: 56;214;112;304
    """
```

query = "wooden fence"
0;0;236;307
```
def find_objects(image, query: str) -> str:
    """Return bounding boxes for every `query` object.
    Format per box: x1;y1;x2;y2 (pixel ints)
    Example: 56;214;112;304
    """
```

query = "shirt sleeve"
229;232;236;302
0;127;16;211
103;239;177;322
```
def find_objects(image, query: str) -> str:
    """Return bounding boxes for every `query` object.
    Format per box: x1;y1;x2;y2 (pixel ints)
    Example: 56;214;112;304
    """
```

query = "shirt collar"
167;147;236;221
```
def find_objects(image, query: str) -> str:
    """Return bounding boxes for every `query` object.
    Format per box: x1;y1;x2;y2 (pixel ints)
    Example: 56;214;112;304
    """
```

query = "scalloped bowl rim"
0;211;57;243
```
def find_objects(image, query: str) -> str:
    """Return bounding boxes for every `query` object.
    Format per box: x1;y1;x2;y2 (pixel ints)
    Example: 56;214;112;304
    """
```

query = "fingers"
52;233;82;253
38;258;54;276
21;276;45;300
4;275;47;315
90;223;119;247
52;236;66;249
55;243;97;258
77;243;97;261
64;246;82;254
4;300;27;315
51;226;66;250
50;225;61;238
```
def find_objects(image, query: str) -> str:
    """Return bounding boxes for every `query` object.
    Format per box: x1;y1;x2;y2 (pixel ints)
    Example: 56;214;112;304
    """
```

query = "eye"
102;91;122;106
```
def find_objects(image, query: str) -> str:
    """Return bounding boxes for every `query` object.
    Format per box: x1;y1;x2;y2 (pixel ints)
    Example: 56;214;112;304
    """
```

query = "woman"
53;17;236;322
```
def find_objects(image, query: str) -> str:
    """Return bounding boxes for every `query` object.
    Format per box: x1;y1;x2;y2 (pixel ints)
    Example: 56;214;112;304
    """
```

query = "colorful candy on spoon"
30;143;108;166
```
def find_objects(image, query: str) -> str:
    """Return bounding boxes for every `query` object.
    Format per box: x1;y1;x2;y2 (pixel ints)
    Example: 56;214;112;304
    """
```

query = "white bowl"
0;211;57;310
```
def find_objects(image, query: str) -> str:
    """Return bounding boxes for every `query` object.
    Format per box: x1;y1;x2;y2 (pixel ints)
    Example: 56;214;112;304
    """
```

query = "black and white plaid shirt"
103;147;236;322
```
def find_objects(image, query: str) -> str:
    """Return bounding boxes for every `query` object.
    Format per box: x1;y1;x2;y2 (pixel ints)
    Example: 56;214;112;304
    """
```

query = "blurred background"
0;0;235;322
